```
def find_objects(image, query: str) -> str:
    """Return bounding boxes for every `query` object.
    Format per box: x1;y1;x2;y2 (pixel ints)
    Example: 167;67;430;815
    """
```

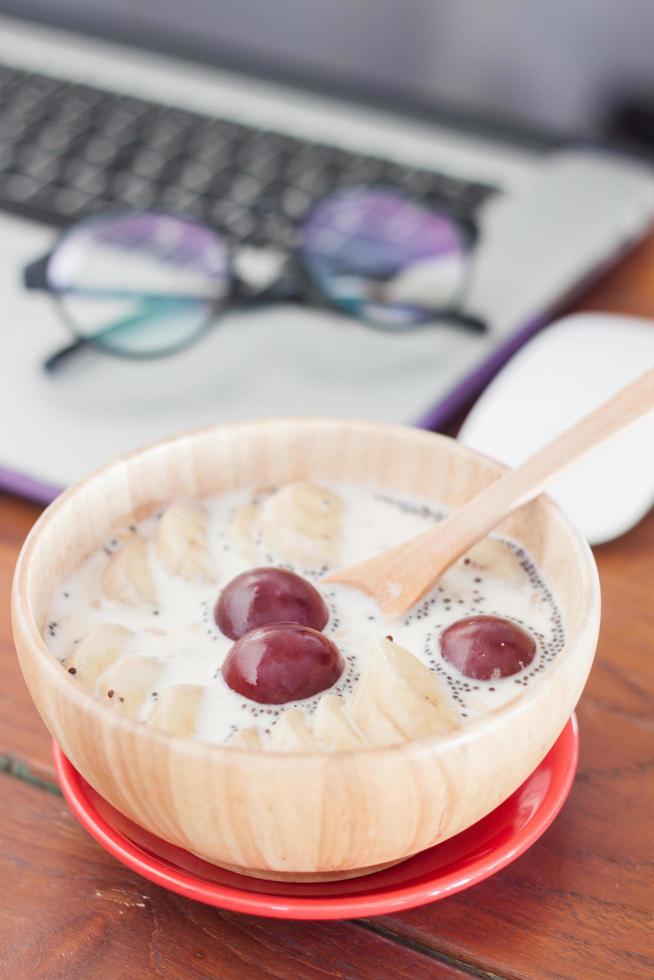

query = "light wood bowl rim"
12;416;601;761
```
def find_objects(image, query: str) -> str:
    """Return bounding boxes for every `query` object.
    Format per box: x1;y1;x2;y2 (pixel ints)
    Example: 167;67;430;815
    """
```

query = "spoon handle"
420;367;654;570
326;369;654;614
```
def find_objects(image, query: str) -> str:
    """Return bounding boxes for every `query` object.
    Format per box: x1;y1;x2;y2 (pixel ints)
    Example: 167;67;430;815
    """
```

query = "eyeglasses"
24;187;485;373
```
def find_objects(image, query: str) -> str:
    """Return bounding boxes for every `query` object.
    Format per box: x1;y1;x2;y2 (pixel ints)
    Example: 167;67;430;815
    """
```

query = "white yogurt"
45;482;565;744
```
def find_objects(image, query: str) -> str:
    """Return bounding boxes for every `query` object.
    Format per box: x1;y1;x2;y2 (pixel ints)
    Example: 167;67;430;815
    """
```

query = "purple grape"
440;615;536;680
215;567;329;640
221;623;344;704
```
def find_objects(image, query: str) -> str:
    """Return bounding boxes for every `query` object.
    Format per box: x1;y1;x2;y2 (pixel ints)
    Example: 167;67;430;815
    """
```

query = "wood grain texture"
0;494;50;777
570;230;654;319
11;420;599;879
0;775;471;980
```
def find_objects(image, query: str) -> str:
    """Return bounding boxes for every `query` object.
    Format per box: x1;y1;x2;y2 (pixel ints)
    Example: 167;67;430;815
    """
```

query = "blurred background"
0;0;653;505
4;0;654;149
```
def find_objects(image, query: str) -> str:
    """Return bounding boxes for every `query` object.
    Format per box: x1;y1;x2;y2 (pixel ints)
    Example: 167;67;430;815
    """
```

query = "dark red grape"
440;615;536;681
214;567;329;640
221;623;344;704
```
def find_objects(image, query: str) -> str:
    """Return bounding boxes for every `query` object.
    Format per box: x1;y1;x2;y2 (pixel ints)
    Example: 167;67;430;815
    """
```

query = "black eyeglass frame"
23;193;486;373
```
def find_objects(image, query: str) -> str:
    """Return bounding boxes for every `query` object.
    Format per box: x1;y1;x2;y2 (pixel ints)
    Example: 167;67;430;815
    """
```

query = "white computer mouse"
458;312;654;544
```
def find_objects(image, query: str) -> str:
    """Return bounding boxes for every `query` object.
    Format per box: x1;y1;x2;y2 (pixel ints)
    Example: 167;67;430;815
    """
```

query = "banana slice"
101;537;157;606
156;501;213;582
464;536;524;586
147;683;204;737
269;708;316;751
64;623;132;692
225;727;263;749
97;654;162;720
228;502;258;562
259;481;343;570
313;694;363;750
349;677;404;747
364;636;460;739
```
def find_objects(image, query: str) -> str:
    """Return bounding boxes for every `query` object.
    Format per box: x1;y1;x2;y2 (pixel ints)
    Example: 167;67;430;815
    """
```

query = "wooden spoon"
325;368;654;616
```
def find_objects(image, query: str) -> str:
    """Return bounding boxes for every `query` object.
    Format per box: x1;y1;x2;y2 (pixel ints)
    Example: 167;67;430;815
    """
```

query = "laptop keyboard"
0;63;498;247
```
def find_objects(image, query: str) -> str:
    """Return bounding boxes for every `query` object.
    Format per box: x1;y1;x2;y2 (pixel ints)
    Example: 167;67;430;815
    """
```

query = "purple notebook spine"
414;313;547;430
0;466;62;505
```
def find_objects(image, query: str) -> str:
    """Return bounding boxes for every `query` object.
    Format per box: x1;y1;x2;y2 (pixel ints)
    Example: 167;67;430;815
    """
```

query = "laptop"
0;1;652;502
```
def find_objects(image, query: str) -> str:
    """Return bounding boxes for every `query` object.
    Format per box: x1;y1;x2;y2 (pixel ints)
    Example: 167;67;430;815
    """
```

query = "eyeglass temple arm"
43;338;88;373
41;257;485;372
23;252;82;371
23;253;52;290
41;276;301;372
43;303;486;374
444;311;486;332
41;301;180;374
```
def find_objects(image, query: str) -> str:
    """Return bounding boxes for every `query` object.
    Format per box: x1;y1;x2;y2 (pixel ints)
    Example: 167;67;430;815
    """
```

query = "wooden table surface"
2;234;654;980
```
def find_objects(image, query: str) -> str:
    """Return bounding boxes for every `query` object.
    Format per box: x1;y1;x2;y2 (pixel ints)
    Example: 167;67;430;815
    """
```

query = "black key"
8;89;52;120
97;114;141;149
205;118;251;143
206;196;246;230
51;185;98;218
252;212;296;249
343;153;386;182
291;167;332;196
0;65;20;88
190;140;234;170
130;149;168;181
291;142;344;168
376;161;403;186
0;114;32;143
229;174;266;206
110;95;150;121
158;106;200;132
111;172;155;209
235;132;282;165
243;129;296;154
80;135;122;168
224;208;256;241
239;147;288;181
66;85;107;111
144;123;185;153
52;100;96;132
64;160;108;196
35;124;78;154
425;173;495;209
21;73;65;100
280;187;312;219
207;168;241;197
0;58;499;242
0;171;49;203
250;182;286;216
156;183;203;214
0;145;15;171
332;167;371;191
177;160;214;193
458;180;497;208
18;148;62;183
392;167;445;194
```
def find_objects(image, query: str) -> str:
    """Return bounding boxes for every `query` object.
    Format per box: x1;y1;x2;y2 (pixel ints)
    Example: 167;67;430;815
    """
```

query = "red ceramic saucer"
53;715;578;921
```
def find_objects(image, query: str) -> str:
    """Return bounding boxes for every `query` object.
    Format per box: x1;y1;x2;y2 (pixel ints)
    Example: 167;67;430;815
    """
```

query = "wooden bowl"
12;419;600;882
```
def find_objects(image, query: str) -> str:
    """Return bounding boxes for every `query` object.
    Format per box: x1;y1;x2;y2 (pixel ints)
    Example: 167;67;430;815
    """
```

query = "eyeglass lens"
46;212;230;356
298;188;470;329
44;191;471;356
